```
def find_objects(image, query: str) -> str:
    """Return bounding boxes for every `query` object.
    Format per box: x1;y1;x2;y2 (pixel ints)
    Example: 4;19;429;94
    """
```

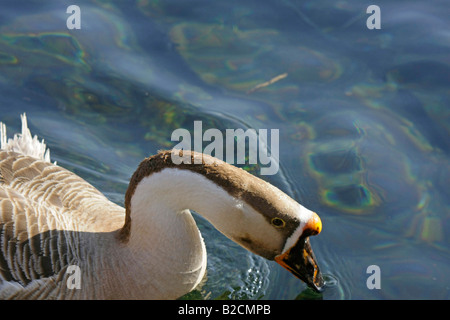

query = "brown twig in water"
246;73;288;94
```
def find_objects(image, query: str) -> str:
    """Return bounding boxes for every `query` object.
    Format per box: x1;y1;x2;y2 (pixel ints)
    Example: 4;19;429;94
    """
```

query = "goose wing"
0;151;124;298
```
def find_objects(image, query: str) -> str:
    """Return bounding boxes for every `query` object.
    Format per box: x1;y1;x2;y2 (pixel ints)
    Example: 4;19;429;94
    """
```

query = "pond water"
0;0;448;300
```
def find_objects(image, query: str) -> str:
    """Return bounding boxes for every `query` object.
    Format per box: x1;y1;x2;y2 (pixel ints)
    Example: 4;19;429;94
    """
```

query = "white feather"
0;113;53;163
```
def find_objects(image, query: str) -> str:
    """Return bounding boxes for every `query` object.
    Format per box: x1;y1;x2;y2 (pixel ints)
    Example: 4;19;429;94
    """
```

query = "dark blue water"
0;0;448;299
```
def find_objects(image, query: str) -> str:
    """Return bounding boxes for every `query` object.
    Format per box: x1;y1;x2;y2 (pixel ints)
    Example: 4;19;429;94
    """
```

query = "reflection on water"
0;0;449;299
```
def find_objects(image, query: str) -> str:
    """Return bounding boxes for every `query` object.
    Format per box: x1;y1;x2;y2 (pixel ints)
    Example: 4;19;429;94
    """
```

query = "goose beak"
275;213;324;292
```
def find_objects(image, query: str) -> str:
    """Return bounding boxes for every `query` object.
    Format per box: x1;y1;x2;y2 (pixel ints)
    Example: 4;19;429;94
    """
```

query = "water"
0;0;449;300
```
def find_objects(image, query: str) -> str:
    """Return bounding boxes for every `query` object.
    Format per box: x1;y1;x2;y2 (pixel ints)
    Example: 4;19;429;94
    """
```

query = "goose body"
0;114;323;299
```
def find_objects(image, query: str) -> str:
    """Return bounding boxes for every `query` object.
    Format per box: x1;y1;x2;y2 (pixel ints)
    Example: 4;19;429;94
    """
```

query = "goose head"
218;179;325;292
120;150;324;293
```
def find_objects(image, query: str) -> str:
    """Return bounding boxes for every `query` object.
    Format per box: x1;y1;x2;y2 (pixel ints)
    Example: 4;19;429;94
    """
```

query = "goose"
0;114;324;299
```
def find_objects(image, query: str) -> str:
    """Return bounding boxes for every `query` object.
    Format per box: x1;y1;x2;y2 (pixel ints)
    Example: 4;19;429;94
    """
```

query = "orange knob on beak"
304;212;322;236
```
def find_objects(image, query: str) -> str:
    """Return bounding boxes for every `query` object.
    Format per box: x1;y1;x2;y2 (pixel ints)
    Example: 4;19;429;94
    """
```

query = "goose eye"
271;217;285;228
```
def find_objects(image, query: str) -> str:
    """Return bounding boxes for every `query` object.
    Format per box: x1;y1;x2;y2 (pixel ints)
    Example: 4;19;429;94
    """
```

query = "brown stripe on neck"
118;149;299;242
